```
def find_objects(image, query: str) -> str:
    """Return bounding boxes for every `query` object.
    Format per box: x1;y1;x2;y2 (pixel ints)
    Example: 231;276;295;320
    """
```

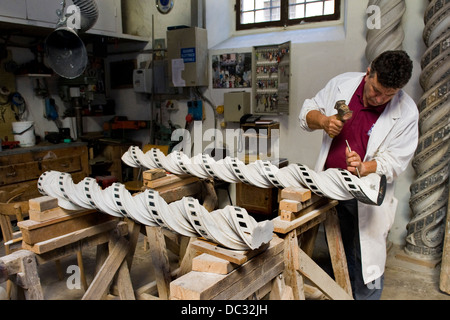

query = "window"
236;0;340;30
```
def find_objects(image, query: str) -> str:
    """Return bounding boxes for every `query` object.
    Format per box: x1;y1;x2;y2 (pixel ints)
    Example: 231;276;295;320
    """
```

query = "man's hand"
345;147;362;177
323;115;344;138
345;148;378;177
306;110;344;137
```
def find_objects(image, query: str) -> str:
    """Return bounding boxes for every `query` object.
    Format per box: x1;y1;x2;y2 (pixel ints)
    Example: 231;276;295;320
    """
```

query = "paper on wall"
171;58;186;87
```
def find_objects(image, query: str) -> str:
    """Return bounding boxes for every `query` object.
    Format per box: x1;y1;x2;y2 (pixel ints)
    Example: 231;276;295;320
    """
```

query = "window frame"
235;0;341;31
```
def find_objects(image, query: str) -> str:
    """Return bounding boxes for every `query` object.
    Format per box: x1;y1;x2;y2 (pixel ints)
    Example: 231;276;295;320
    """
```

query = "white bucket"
12;121;35;147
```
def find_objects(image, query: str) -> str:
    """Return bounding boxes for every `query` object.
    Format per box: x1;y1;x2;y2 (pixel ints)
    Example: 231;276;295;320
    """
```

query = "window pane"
242;0;255;11
242;11;255;24
238;0;339;29
254;7;280;22
289;4;305;19
324;0;335;15
305;1;323;17
255;0;266;10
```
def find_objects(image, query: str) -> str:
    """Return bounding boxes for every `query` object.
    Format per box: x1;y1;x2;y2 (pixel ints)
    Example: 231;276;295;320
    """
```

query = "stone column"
406;0;450;261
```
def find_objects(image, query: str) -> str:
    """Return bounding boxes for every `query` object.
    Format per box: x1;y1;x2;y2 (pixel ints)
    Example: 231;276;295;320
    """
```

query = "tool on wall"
329;100;352;138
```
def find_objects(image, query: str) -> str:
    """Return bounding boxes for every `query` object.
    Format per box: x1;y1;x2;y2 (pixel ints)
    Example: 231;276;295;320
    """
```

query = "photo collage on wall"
212;53;252;89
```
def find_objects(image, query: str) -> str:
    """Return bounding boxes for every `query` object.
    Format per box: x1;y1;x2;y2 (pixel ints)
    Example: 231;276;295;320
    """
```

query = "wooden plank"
296;246;352;300
273;200;338;234
170;236;284;300
146;226;172;300
18;209;97;231
144;174;196;189
18;210;111;245
158;181;202;203
21;219;119;254
82;237;130;300
192;253;236;274
283;229;305;300
323;208;352;296
29;206;84;222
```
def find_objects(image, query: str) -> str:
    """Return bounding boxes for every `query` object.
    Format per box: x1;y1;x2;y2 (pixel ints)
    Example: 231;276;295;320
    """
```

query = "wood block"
192;253;236;274
280;210;297;222
144;174;197;190
280;199;302;212
143;168;166;181
28;196;58;212
29;206;81;222
280;187;311;202
21;219;119;254
279;195;328;222
170;236;284;300
18;209;112;245
273;200;338;234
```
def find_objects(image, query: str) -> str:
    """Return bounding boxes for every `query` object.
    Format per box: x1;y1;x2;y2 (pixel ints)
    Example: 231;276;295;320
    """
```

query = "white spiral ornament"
36;170;274;251
365;0;406;63
121;146;387;206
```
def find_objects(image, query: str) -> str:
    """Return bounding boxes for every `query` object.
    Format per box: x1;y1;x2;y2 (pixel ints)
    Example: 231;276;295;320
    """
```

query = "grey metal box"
224;91;251;122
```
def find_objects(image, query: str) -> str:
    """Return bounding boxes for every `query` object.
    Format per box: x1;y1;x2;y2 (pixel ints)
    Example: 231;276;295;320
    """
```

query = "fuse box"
252;41;290;115
167;27;208;87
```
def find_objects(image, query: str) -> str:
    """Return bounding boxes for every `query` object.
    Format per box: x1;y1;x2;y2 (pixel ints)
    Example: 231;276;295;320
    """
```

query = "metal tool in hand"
345;139;361;178
329;100;353;138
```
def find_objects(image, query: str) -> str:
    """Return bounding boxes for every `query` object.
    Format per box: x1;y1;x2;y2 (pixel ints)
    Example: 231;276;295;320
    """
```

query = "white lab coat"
299;72;419;283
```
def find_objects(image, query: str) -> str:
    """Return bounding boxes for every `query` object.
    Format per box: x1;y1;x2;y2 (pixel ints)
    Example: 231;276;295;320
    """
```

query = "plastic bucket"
12;121;35;147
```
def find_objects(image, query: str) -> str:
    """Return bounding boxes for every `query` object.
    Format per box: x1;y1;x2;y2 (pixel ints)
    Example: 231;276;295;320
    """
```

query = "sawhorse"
273;187;353;300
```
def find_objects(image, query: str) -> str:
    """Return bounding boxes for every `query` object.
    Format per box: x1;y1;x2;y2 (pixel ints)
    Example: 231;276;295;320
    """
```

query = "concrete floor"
1;232;449;301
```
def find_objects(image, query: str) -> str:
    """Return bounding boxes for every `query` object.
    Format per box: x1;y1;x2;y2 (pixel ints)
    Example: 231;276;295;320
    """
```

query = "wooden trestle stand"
273;187;352;300
1;169;353;300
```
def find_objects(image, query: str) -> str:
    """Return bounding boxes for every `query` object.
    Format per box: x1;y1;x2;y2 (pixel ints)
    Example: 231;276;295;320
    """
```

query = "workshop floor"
1;233;449;301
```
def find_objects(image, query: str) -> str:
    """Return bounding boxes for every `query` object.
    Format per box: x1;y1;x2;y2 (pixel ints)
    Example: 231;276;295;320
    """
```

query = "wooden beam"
282;229;305;300
296;246;352;300
145;226;172;300
324;208;352;296
82;237;130;300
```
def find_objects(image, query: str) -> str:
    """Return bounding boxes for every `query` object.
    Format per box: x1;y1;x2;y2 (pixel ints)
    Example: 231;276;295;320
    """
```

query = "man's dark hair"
369;50;413;89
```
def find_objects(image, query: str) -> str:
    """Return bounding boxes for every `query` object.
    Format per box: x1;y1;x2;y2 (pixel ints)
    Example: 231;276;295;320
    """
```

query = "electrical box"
133;69;152;93
187;100;203;120
224;91;251;122
167;27;208;87
252;41;290;115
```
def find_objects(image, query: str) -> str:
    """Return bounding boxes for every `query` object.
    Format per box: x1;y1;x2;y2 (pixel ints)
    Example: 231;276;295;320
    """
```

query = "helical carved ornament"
122;146;387;206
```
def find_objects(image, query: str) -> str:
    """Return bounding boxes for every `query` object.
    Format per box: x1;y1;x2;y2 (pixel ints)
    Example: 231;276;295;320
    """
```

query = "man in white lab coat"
299;51;419;299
